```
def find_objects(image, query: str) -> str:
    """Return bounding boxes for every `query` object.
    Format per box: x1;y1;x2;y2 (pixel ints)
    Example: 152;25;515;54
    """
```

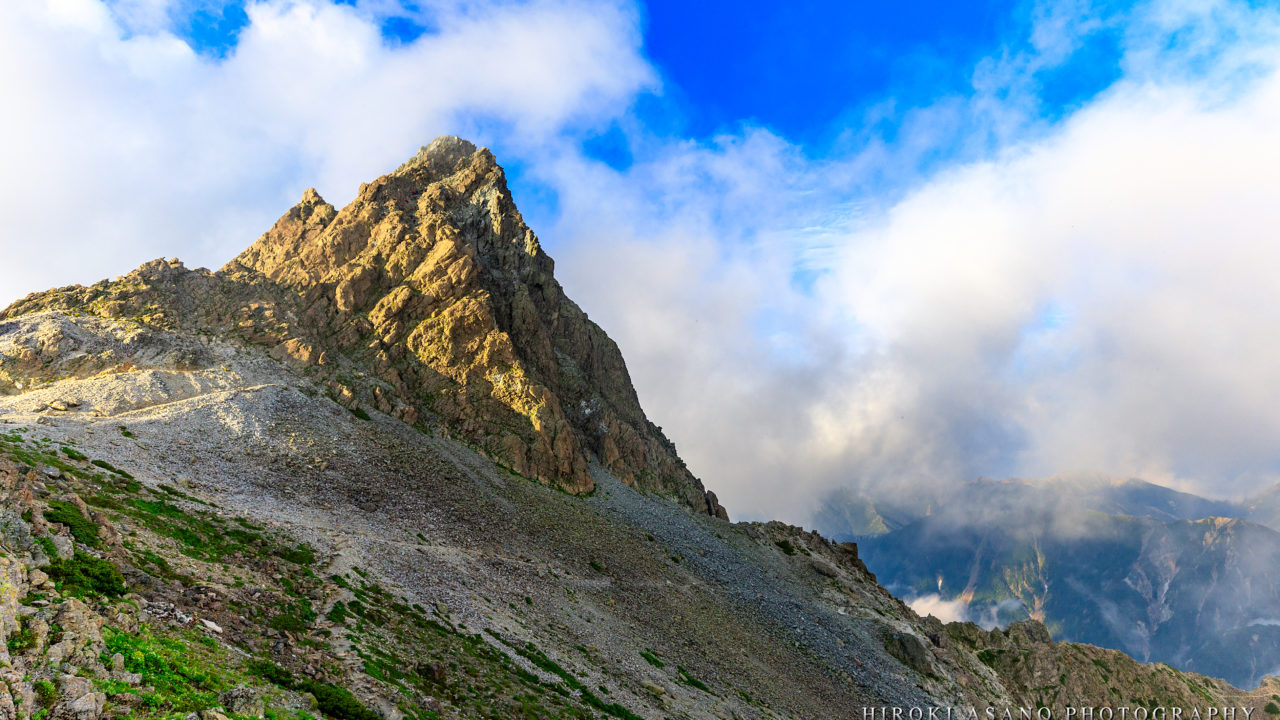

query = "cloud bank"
545;0;1280;521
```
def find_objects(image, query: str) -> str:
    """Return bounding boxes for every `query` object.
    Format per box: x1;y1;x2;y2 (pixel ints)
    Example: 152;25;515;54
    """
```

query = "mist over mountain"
816;474;1258;540
820;476;1280;687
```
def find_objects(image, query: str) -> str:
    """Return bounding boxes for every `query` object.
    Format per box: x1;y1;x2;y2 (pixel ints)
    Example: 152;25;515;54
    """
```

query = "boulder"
52;675;104;720
50;535;74;559
220;685;264;718
884;631;935;675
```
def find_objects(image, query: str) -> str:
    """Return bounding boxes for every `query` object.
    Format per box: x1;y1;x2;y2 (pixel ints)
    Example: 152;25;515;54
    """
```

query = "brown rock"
0;137;731;520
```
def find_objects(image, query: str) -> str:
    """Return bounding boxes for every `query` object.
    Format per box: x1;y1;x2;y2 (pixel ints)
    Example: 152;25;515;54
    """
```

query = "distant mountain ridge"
815;473;1257;541
820;475;1280;687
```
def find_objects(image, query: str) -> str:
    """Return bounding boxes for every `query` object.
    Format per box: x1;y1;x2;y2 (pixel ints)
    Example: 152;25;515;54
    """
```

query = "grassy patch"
677;666;710;693
102;626;240;715
47;552;127;597
35;535;58;559
300;681;381;720
484;629;643;720
269;609;310;633
120;496;265;563
7;618;36;652
91;459;134;479
274;544;317;566
326;602;348;624
579;688;643;720
43;499;101;548
247;660;297;688
34;680;56;708
639;650;664;668
774;539;796;556
248;660;379;720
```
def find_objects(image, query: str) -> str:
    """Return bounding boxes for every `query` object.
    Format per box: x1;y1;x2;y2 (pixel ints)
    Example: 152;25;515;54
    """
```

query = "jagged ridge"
1;137;726;519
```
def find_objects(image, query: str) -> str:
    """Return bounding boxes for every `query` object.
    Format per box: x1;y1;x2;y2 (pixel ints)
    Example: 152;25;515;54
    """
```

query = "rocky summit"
3;137;725;520
0;138;1274;720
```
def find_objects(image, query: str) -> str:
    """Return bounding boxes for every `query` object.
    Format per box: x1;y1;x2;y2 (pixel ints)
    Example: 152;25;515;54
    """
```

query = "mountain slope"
2;137;725;520
0;138;1272;719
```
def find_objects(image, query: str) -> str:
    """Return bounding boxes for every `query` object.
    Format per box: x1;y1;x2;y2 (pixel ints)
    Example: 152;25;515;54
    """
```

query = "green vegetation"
34;535;57;559
579;690;643;720
60;446;87;461
34;680;56;708
677;666;710;693
91;459;134;479
484;629;643;720
326;601;349;624
249;660;380;720
268;601;315;633
246;660;296;688
639;650;664;668
1264;702;1279;716
7;618;36;652
102;626;244;715
977;649;1002;668
46;552;127;597
274;544;317;566
301;681;381;720
43;499;101;548
112;494;267;564
350;407;372;421
131;546;179;581
774;539;796;556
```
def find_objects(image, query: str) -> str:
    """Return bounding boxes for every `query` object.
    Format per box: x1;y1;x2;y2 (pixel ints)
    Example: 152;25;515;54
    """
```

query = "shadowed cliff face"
851;477;1280;688
1;137;727;519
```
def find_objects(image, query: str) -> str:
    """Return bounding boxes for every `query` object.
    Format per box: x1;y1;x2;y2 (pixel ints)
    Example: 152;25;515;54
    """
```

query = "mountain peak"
393;135;481;177
6;138;727;519
299;187;325;204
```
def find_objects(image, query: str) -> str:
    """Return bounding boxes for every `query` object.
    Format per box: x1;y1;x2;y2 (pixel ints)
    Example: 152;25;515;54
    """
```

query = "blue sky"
642;0;1017;140
156;0;1126;174
8;0;1280;522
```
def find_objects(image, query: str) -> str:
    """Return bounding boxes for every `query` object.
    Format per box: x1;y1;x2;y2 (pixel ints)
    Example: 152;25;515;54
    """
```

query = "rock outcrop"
2;137;727;519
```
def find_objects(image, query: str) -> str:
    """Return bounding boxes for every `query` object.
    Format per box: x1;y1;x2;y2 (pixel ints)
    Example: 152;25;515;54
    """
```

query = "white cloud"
0;0;651;303
543;0;1280;523
906;594;971;625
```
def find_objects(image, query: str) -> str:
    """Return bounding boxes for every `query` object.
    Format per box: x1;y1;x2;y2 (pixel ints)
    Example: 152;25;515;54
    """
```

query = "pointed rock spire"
7;137;728;520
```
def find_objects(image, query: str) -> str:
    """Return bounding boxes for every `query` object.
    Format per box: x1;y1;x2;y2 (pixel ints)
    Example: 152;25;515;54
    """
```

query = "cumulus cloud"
545;0;1280;523
0;0;650;302
906;594;971;625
